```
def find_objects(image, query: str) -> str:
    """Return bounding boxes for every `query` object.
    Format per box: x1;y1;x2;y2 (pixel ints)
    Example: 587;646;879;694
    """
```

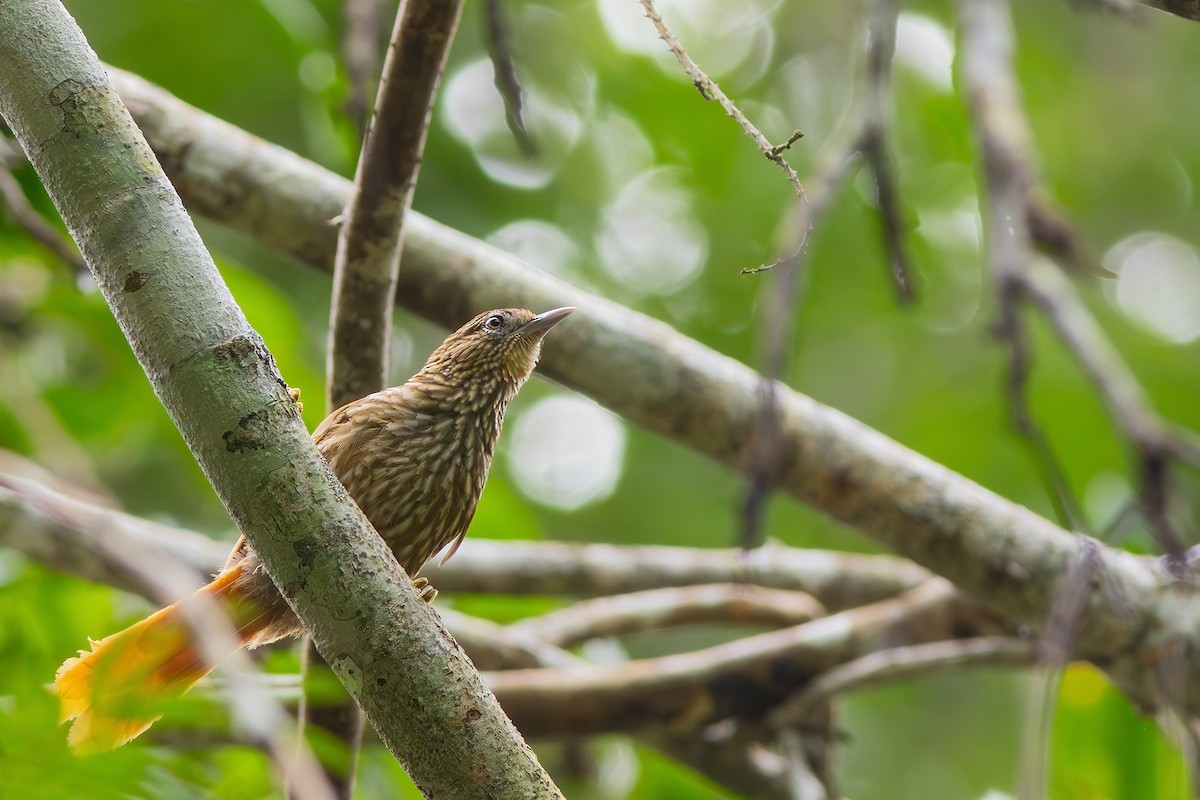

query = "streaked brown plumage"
54;306;574;751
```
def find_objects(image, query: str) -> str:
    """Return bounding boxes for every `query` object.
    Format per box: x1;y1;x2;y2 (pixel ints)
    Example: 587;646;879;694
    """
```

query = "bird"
53;306;575;752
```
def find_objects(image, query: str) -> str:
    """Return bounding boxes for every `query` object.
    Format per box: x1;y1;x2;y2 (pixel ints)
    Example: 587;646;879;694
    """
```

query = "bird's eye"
484;314;505;331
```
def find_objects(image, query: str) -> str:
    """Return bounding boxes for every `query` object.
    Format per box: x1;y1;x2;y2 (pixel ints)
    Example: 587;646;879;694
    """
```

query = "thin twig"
483;0;535;156
769;636;1036;729
510;584;824;648
0;166;88;276
637;0;805;199
340;0;388;137
860;0;914;301
485;581;1007;737
1022;259;1200;469
998;288;1091;533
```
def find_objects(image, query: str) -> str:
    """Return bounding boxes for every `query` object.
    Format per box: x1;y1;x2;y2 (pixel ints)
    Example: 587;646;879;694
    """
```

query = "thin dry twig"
340;0;389;137
1022;258;1200;470
637;0;805;199
770;636;1035;730
483;0;535;156
860;0;914;301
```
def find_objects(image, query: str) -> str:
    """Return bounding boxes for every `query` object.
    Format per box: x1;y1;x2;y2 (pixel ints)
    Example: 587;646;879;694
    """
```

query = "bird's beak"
520;306;575;339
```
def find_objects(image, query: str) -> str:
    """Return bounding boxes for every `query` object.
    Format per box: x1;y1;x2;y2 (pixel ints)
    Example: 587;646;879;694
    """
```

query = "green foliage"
2;0;1198;797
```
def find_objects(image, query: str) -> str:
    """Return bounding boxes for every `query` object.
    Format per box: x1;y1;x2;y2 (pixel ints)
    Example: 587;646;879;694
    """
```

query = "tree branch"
860;0;914;300
510;584;824;648
328;0;464;409
0;466;931;610
0;466;1012;743
769;637;1036;728
105;69;1200;718
486;580;1006;737
1143;0;1200;21
0;5;559;796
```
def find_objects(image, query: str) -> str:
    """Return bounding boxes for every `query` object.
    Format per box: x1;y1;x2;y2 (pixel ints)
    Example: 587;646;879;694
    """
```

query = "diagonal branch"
0;4;559;796
483;0;534;156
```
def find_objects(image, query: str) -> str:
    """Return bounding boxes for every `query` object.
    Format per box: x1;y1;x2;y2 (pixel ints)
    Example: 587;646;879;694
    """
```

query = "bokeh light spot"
487;219;581;282
442;58;588;189
896;13;955;92
595;169;708;294
1107;232;1200;344
507;396;625;511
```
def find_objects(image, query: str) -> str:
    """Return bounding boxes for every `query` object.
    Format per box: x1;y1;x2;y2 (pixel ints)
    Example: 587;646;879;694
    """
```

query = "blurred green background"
2;0;1199;797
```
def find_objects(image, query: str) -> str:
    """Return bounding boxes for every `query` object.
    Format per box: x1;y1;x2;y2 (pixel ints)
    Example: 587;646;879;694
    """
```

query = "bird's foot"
412;576;438;604
288;387;303;414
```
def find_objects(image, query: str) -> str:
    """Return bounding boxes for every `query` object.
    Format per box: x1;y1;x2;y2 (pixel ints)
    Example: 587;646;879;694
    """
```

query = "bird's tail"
54;563;266;753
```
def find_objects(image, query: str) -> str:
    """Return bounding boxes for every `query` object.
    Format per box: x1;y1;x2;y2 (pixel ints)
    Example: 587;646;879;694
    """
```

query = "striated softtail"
54;563;266;753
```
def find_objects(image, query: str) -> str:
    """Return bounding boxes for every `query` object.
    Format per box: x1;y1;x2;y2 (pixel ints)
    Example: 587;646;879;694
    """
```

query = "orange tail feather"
54;563;267;753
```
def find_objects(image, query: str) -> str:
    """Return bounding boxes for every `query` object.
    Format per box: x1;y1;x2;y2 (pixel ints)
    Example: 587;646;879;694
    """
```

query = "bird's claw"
288;387;303;414
412;576;438;604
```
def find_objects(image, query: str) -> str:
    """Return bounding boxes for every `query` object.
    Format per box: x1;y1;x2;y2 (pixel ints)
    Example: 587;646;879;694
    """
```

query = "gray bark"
0;2;561;796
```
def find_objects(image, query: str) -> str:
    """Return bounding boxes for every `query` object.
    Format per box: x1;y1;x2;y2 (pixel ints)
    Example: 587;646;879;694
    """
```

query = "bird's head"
422;307;575;389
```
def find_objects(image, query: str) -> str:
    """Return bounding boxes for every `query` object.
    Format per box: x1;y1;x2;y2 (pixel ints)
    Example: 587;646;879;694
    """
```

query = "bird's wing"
314;393;393;466
438;505;477;566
